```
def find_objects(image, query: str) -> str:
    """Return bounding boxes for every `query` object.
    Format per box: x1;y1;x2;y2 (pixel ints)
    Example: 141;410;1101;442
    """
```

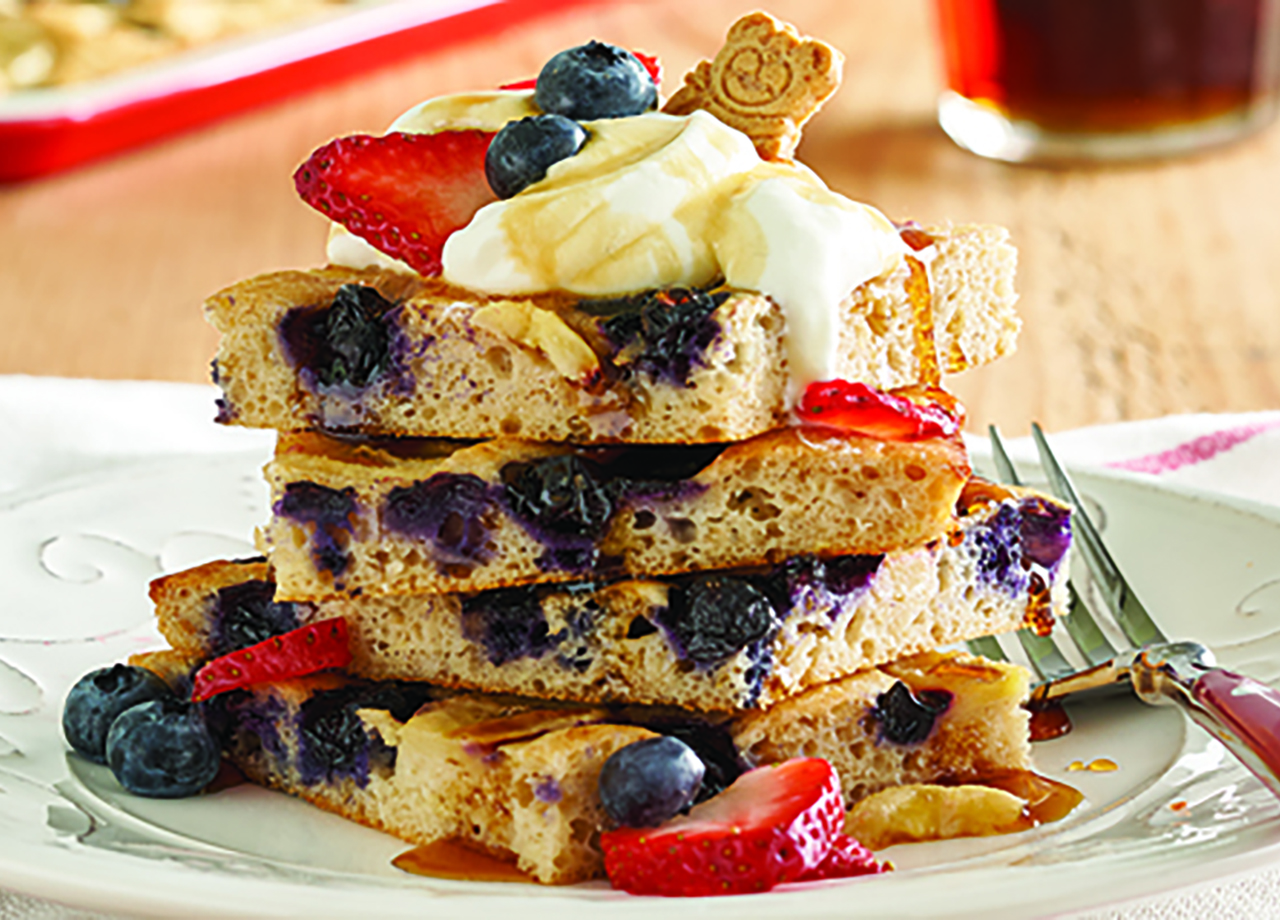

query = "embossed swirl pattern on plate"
0;454;1277;919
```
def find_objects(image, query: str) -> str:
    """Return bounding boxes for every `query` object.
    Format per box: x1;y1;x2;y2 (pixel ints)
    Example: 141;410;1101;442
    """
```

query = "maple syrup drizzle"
898;226;935;253
393;840;534;883
1026;699;1073;742
979;769;1084;827
926;657;1004;683
1067;758;1119;773
903;254;941;388
1022;572;1056;637
957;477;1017;515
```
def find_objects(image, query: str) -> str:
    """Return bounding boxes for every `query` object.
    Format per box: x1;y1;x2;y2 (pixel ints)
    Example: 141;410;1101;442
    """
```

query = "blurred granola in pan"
0;0;352;92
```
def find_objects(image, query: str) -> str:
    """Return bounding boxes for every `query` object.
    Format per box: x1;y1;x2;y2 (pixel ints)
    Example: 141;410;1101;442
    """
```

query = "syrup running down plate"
1;447;1279;919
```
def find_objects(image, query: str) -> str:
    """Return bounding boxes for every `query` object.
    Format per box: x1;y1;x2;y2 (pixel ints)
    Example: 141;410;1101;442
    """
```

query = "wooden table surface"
3;0;1279;435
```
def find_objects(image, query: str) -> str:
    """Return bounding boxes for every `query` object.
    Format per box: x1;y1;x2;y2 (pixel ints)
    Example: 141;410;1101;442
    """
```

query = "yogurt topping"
391;90;539;134
443;109;759;296
712;172;909;397
327;90;909;401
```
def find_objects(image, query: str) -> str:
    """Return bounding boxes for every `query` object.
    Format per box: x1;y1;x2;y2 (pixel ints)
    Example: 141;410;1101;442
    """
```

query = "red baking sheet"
0;0;600;182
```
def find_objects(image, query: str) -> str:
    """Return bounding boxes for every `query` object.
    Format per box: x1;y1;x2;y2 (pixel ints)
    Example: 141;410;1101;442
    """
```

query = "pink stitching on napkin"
1106;420;1280;475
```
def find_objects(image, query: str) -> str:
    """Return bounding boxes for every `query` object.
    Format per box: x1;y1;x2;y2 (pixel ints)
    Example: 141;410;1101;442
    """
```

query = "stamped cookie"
661;11;843;160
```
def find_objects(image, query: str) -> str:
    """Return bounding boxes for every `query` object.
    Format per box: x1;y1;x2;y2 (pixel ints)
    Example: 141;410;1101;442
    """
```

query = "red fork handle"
1187;668;1280;798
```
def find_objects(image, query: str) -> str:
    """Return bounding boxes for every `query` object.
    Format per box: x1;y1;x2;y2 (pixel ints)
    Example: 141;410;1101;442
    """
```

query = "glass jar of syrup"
935;0;1280;162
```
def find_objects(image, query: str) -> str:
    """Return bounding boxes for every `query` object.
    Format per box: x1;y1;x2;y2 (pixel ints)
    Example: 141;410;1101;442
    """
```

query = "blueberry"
211;580;300;656
753;554;884;612
973;502;1025;591
297;682;435;786
321;285;393;387
278;481;357;527
535;41;657;121
105;698;221;797
822;553;885;595
871;681;953;745
598;736;705;827
658;575;779;665
277;481;358;576
383;473;497;564
1019;497;1073;570
502;455;614;539
641;720;742;803
555;599;600;673
486;114;588;199
279;285;394;390
460;586;564;665
299;691;371;783
596;288;728;385
62;665;174;764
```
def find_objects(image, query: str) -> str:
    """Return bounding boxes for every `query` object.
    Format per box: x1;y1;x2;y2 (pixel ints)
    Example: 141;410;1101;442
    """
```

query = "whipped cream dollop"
327;90;909;400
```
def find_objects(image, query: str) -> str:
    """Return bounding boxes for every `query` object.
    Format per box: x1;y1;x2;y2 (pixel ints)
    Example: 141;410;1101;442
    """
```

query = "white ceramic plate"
1;449;1280;919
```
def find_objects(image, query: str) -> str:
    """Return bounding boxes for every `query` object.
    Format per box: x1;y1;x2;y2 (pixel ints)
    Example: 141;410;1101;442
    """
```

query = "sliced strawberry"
796;380;961;440
797;833;888;882
631;50;662;87
601;758;844;897
191;618;351;702
500;50;661;92
293;130;497;277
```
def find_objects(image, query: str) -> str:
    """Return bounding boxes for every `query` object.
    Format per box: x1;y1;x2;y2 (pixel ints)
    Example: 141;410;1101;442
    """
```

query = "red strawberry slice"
796;380;961;440
191;618;351;702
293;130;497;277
632;51;663;87
500;50;662;91
601;758;844;897
798;833;888;882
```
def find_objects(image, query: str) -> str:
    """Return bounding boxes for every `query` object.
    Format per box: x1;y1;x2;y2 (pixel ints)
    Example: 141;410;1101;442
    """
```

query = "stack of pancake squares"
133;13;1072;885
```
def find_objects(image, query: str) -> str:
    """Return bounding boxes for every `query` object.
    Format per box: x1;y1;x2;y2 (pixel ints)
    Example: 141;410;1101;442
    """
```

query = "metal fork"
975;423;1280;798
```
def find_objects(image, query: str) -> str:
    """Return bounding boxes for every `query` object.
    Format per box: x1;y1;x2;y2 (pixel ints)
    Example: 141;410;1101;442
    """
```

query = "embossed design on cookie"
662;11;843;160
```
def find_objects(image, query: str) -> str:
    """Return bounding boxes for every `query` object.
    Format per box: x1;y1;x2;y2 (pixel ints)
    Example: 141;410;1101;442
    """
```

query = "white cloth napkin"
997;411;1280;509
2;375;1278;919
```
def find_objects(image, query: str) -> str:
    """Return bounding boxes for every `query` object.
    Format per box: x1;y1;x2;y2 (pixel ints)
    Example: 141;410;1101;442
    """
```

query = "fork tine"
1028;424;1122;595
990;426;1119;667
965;634;1009;662
1030;423;1166;648
987;424;1021;485
1017;630;1080;682
1061;584;1120;666
986;426;1082;682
